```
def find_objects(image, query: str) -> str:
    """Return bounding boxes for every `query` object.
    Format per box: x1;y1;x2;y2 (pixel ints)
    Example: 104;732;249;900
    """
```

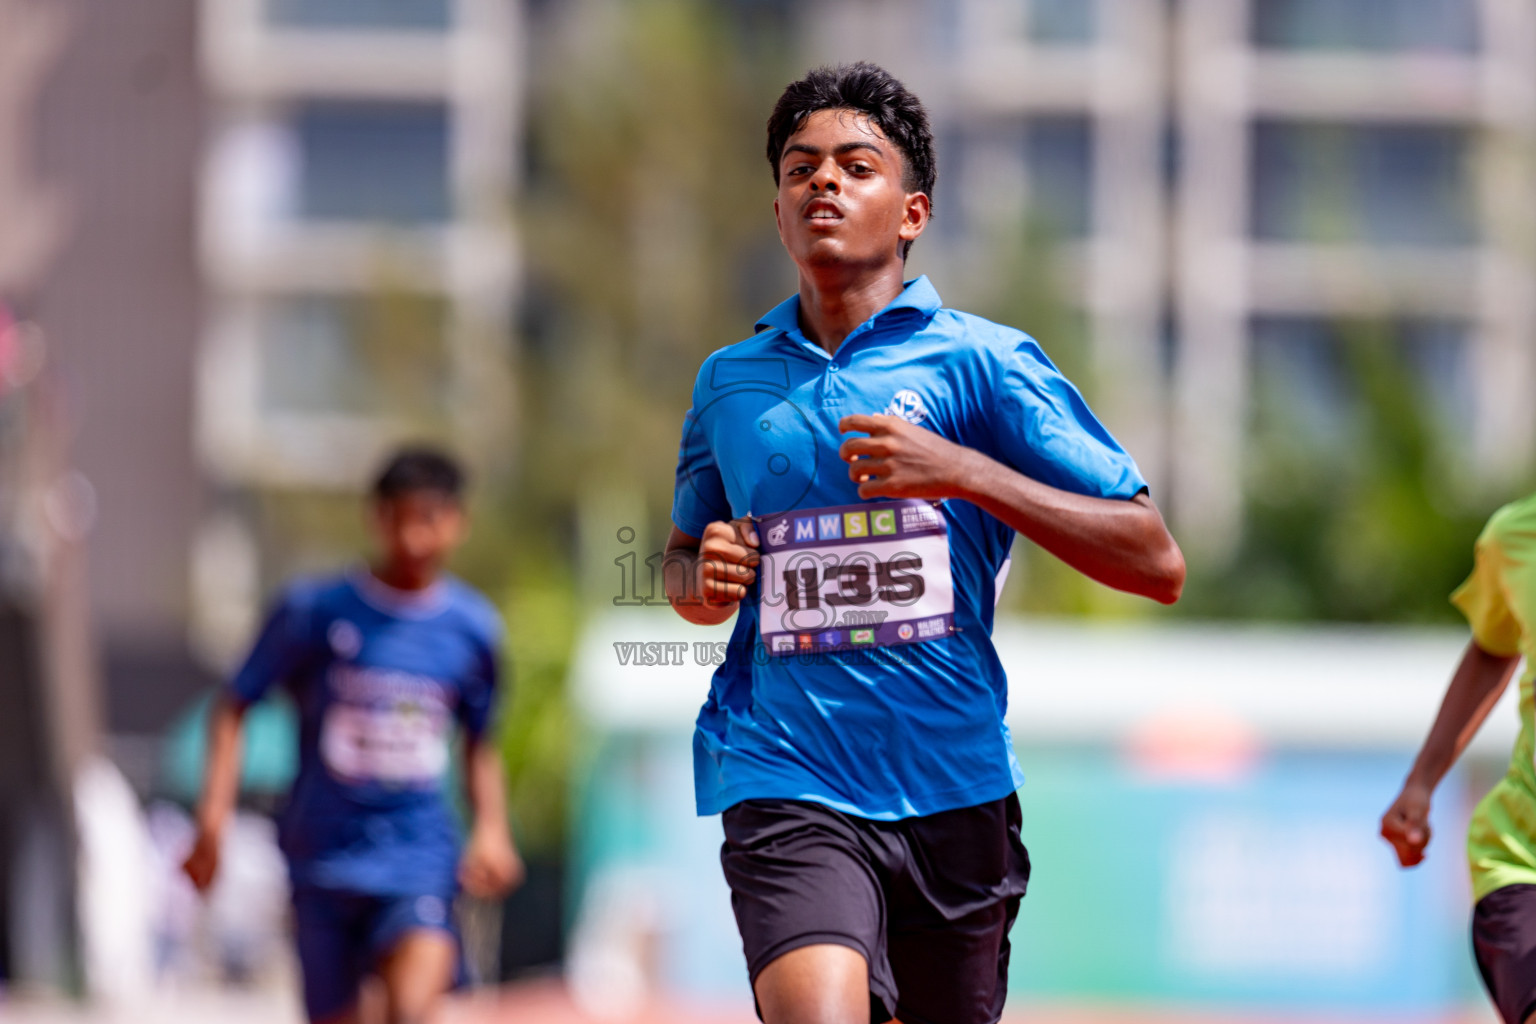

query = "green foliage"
929;214;1512;624
340;283;450;419
245;1;795;857
945;216;1153;618
479;1;792;850
493;568;579;857
518;0;792;550
1178;318;1517;622
243;5;1520;868
463;505;580;857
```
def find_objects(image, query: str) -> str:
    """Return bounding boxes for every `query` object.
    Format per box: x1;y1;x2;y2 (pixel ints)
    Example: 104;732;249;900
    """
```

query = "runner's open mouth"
804;198;844;222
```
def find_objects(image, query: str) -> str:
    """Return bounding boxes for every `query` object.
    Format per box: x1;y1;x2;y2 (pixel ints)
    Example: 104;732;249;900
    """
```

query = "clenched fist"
695;518;760;607
838;414;978;501
1380;781;1433;868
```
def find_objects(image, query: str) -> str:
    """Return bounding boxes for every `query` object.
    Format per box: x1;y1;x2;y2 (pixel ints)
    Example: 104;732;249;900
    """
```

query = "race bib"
756;499;955;656
320;701;450;787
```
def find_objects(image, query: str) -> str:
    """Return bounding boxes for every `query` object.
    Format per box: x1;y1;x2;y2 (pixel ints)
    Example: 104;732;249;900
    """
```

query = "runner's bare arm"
458;735;523;898
183;693;248;892
666;520;761;626
1381;640;1519;868
838;413;1185;604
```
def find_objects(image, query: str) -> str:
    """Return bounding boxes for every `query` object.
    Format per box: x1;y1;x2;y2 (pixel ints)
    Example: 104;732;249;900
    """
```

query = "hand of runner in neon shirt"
838;413;976;500
1380;640;1519;871
1380;782;1433;867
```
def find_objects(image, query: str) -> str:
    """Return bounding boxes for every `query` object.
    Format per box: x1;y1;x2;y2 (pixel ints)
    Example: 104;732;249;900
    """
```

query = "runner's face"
373;491;465;575
774;109;928;271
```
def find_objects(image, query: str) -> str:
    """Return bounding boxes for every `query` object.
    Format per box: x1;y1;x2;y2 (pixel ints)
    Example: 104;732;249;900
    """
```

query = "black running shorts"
720;793;1031;1024
1474;883;1536;1024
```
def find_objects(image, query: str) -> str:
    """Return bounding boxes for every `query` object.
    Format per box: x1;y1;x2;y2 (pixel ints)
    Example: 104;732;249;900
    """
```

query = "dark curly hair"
373;445;465;502
766;62;936;257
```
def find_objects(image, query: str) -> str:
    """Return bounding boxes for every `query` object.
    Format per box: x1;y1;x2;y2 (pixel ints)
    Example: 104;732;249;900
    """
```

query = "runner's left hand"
838;414;977;500
1380;782;1433;868
182;826;221;893
459;825;524;899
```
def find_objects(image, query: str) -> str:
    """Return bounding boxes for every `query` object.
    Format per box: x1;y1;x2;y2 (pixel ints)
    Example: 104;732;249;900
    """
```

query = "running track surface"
1;980;1500;1023
450;981;1500;1024
446;981;1499;1024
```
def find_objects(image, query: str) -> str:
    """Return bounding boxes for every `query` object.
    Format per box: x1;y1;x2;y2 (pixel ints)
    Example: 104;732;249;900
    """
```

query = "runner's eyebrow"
781;141;887;163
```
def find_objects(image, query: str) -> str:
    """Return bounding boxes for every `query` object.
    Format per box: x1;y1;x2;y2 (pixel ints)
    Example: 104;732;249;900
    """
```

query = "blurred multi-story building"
2;1;524;987
807;0;1536;555
192;0;523;663
6;0;1531;734
2;0;524;757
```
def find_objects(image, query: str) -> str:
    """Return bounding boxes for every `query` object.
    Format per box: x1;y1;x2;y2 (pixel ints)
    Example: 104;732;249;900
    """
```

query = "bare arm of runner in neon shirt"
1381;640;1520;868
836;413;1185;605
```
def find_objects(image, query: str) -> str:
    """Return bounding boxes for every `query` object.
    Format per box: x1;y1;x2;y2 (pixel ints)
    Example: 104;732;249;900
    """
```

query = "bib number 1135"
756;499;954;656
781;554;925;609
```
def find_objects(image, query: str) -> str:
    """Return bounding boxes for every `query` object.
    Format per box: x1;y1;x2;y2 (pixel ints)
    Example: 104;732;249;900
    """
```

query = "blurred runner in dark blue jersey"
185;447;522;1024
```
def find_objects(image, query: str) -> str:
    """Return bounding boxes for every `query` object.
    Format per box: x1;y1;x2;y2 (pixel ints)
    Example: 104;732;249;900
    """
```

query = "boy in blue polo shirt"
184;448;522;1024
666;64;1185;1024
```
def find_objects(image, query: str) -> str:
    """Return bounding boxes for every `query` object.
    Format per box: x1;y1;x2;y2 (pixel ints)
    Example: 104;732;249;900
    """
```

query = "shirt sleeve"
456;633;503;741
987;334;1148;500
1451;525;1523;657
229;587;318;706
671;398;731;538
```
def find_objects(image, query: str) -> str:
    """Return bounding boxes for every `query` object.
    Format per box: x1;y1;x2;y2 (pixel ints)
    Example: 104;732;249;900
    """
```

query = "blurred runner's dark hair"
373;445;466;502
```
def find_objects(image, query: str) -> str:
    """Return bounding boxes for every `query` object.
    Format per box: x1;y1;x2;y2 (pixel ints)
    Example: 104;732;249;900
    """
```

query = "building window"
294;102;451;224
266;0;451;31
260;294;449;417
1250;0;1477;53
1026;117;1093;237
1250;121;1475;247
1028;0;1096;45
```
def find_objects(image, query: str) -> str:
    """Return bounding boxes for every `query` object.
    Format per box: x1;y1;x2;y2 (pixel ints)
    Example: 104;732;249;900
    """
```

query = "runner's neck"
795;264;906;355
352;564;450;618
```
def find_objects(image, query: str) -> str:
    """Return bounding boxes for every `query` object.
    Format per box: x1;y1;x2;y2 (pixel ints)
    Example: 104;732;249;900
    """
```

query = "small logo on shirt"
897;623;914;640
328;620;362;659
885;389;928;425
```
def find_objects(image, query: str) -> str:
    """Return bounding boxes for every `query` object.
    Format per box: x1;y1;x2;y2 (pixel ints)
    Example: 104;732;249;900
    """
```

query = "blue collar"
754;275;943;335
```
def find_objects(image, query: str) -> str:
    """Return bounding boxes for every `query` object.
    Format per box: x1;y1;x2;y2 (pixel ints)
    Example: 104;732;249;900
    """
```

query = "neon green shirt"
1455;495;1536;901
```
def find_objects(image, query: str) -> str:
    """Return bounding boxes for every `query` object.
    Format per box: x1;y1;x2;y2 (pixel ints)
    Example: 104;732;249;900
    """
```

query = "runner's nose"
810;165;839;192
